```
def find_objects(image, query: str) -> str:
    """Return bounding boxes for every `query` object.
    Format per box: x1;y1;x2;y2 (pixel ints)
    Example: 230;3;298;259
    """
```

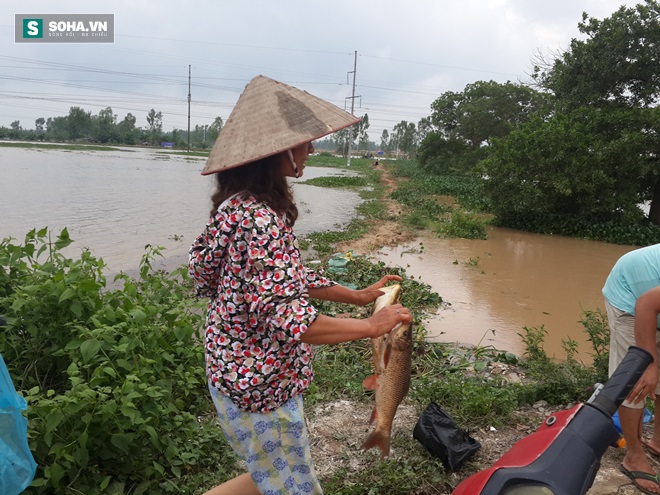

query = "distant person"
189;75;412;495
603;243;660;494
373;160;379;167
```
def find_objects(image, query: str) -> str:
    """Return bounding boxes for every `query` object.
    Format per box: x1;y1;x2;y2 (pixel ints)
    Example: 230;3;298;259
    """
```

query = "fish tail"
361;428;390;458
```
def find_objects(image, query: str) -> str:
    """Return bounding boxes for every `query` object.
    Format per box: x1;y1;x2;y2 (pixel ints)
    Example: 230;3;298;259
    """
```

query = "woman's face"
280;141;315;178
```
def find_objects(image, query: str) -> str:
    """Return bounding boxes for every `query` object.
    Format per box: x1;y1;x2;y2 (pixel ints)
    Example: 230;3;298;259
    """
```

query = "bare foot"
622;453;660;494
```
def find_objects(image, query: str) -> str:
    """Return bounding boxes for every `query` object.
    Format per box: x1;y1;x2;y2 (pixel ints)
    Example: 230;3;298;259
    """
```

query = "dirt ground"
335;164;417;255
306;398;649;494
322;166;646;494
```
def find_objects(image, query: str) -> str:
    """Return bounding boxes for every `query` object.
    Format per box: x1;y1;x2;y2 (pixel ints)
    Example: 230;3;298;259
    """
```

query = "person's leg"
275;396;323;495
202;473;261;495
607;300;660;493
242;395;323;495
647;395;660;453
641;336;660;453
207;385;322;495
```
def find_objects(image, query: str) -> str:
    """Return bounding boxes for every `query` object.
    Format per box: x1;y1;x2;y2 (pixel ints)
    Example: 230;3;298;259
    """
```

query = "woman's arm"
300;304;411;345
308;274;403;306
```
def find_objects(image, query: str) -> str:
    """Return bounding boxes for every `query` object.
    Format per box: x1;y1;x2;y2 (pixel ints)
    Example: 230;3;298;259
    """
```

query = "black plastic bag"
413;402;481;471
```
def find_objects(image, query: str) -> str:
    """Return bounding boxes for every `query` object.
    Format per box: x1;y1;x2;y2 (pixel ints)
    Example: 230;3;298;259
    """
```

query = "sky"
1;0;644;142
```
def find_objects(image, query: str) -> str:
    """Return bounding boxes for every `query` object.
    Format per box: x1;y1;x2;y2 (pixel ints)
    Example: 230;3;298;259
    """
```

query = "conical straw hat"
201;75;360;175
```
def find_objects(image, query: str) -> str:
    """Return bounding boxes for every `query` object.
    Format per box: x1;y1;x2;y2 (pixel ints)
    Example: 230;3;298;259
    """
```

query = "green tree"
391;120;417;157
331;115;369;156
379;129;389;152
67;106;92;140
531;0;660;224
419;80;550;174
482;107;660;223
117;113;139;145
92;107;118;143
207;116;224;143
416;117;432;144
45;116;68;142
536;0;660;110
35;117;45;135
357;114;371;151
146;108;163;146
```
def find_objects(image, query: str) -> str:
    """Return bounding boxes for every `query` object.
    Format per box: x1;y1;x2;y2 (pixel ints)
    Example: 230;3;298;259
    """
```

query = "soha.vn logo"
23;19;43;38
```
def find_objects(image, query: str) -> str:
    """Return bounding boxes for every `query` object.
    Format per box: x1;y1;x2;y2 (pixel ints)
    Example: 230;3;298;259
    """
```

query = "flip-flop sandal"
620;464;660;494
644;441;660;458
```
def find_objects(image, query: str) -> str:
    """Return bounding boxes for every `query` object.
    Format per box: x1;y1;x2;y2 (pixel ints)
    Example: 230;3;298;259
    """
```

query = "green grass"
0;142;130;152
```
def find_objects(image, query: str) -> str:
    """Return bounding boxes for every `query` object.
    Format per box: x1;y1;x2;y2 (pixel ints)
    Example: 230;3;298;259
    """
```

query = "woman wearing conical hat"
189;76;411;495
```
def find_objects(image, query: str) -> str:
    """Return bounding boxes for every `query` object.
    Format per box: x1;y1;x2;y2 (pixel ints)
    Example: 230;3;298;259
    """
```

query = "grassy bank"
0;141;131;152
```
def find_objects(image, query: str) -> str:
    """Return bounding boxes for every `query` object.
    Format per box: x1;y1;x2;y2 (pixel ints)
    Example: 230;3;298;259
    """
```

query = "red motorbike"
451;345;653;495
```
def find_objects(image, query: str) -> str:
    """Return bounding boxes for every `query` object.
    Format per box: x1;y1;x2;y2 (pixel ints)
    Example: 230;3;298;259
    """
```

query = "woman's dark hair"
210;153;298;227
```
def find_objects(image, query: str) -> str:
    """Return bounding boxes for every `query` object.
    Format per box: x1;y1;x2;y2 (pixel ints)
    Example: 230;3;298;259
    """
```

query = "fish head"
389;322;412;352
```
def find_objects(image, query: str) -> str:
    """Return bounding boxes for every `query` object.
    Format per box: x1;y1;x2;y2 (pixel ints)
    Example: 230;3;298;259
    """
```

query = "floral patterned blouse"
188;192;336;413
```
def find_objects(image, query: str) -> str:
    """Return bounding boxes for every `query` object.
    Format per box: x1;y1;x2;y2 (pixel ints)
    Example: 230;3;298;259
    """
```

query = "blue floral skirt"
209;385;323;495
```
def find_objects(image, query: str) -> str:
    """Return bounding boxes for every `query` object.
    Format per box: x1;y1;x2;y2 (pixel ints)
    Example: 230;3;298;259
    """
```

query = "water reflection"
0;146;362;273
375;227;636;360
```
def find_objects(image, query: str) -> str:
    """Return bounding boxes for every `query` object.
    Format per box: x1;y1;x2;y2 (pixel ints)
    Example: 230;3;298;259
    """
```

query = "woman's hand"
366;303;412;338
354;275;403;306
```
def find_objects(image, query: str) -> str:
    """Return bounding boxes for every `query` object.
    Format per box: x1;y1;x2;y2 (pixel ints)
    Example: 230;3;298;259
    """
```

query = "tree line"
1;107;225;149
416;0;660;230
2;106;427;157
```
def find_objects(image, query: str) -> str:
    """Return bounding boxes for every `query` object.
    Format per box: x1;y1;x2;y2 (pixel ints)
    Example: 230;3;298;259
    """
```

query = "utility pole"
187;64;191;152
346;50;359;167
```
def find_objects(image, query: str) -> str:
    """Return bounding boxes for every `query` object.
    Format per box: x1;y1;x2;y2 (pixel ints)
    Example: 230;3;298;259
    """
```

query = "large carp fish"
361;284;413;458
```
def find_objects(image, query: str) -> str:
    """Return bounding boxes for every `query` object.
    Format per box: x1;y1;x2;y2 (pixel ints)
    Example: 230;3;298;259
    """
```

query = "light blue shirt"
602;243;660;327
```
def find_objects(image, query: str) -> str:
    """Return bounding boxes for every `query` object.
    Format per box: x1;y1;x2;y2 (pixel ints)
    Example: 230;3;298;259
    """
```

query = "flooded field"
0;146;362;273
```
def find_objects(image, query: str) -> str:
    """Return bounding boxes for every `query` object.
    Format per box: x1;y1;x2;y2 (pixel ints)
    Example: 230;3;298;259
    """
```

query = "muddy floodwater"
375;228;637;361
0;146;362;273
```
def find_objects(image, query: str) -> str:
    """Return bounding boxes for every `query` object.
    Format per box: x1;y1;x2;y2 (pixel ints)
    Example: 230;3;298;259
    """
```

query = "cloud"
0;0;643;139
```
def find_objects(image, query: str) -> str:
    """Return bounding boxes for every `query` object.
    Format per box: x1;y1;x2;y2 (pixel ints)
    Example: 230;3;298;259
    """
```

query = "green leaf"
103;366;117;377
80;339;102;362
67;362;79;375
70;300;83;317
54;228;73;250
129;309;147;322
152;460;165;476
132;481;153;495
100;476;112;490
59;288;76;303
111;433;135;454
73;446;89;467
474;361;487;371
45;410;64;434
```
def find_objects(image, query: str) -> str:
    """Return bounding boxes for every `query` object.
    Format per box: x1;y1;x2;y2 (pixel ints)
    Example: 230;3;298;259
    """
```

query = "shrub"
0;229;231;495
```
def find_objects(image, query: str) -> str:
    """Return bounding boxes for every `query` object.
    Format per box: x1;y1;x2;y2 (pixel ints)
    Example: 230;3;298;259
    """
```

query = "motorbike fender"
451;404;582;495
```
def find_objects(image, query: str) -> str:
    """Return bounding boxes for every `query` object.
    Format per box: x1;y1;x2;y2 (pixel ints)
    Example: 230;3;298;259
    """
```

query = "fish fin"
362;428;390;459
382;342;392;368
368;407;378;425
362;374;378;390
